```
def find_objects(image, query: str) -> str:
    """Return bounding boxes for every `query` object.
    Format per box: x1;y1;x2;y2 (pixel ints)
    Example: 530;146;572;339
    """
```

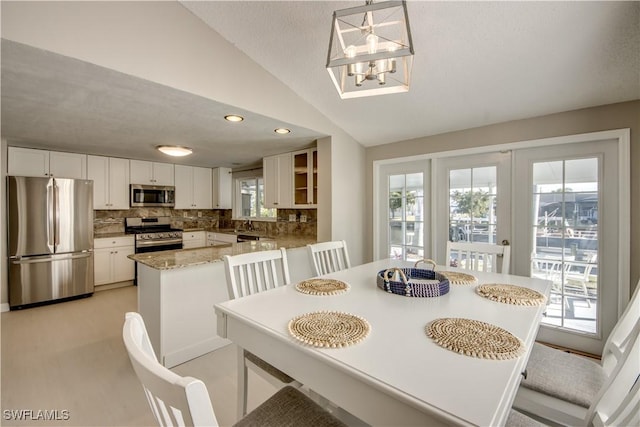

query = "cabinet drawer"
94;236;134;249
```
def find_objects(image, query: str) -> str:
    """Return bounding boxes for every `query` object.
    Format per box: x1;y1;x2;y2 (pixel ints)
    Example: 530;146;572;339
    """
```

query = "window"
235;177;276;219
388;172;424;261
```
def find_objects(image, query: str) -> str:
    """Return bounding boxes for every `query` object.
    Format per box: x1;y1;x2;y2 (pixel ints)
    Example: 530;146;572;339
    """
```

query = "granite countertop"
128;236;316;270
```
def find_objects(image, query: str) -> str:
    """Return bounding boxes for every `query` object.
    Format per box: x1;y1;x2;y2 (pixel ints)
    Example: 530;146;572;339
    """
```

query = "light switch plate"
300;215;307;223
289;214;296;222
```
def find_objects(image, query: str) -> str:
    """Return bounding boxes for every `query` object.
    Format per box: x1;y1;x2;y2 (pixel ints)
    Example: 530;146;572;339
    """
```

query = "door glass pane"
449;166;497;245
531;158;598;334
388;173;424;261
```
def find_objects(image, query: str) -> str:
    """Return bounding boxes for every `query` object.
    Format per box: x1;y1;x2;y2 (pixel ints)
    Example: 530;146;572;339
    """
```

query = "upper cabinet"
87;155;130;210
263;152;292;209
130;160;174;185
292;148;318;208
8;147;87;179
212;167;232;209
174;165;212;209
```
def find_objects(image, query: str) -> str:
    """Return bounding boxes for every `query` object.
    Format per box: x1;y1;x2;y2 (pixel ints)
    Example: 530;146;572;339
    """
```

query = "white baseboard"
1;303;10;312
163;337;231;368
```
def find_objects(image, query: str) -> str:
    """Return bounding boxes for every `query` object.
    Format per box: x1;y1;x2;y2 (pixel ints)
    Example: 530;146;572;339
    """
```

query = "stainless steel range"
125;217;183;254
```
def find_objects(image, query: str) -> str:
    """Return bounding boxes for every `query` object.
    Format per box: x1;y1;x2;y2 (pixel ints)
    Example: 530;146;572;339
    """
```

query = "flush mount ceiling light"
156;145;193;157
274;128;291;135
224;114;244;122
326;0;414;99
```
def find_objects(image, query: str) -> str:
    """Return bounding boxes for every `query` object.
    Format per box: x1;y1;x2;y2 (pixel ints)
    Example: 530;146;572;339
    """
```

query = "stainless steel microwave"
130;184;175;208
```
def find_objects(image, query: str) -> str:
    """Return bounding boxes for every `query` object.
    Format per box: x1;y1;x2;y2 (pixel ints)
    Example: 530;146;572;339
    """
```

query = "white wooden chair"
223;248;300;418
513;280;640;426
307;240;351;276
445;241;511;274
123;312;346;427
507;325;640;427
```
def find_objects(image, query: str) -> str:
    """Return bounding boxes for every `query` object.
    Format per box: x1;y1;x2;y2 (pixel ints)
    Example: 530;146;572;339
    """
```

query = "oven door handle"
135;238;183;248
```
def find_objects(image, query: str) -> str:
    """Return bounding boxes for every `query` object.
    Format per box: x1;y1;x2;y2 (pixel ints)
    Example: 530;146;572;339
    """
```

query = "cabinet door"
87;155;110;209
174;165;193;209
112;246;135;282
49;151;87;179
108;157;130;209
94;247;112;285
153;162;175;186
264;153;292;208
293;150;316;207
212;167;232;209
129;160;154;184
192;167;212;209
7;147;49;177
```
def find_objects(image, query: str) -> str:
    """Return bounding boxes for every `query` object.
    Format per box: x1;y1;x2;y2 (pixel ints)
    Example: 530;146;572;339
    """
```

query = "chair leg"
236;346;248;420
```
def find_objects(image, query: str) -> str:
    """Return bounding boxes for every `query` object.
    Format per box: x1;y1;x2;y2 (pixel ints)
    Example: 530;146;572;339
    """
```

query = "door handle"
54;183;61;248
46;181;55;252
11;252;92;264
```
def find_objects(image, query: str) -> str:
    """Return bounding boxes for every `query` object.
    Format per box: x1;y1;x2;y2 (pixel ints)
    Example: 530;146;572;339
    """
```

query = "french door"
375;161;429;261
433;152;511;270
512;140;621;354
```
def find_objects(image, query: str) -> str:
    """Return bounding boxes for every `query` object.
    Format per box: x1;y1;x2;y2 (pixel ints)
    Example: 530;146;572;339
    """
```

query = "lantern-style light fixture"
326;0;414;99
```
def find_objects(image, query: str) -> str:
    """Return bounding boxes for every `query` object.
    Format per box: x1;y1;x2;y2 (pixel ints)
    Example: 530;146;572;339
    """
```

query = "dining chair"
507;325;640;427
513;280;640;426
445;241;511;274
307;240;351;276
223;248;301;419
123;312;346;427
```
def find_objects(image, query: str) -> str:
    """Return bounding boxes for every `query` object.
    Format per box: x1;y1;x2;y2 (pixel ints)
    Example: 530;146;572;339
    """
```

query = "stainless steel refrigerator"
7;176;94;309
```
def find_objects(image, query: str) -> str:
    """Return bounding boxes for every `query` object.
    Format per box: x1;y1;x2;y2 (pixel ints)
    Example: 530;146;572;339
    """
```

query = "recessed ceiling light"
274;128;291;135
156;145;193;157
224;114;244;122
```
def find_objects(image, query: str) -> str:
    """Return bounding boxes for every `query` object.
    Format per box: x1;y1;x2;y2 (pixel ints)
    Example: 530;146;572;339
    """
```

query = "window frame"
232;176;276;221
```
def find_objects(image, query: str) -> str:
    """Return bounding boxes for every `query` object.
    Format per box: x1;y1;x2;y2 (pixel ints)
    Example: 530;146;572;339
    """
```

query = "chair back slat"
307;240;351;276
586;321;640;427
602;280;640;375
445;241;511;274
224;248;290;299
123;312;218;427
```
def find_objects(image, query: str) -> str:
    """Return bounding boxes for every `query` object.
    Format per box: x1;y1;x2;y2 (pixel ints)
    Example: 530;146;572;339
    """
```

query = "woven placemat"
426;317;524;360
288;311;370;348
476;284;546;306
296;278;349;296
439;271;478;285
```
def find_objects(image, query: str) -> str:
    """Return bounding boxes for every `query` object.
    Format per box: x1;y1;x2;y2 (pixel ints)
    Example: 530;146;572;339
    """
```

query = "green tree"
451;190;490;218
389;191;416;219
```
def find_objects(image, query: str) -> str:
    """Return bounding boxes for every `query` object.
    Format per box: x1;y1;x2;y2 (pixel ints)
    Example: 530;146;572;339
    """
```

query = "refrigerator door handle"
46;180;55;252
54;181;61;249
10;252;92;265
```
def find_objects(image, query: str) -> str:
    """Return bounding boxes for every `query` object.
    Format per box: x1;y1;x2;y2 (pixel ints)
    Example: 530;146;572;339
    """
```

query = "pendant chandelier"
326;0;414;99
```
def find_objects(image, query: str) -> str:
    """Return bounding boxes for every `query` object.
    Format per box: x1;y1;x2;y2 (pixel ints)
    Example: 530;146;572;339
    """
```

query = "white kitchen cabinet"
292;148;318;208
87;155;130;210
263;152;292;209
94;236;135;285
183;231;207;249
8;147;87;179
207;232;237;246
130;160;175;185
174;165;212;209
212;167;232;209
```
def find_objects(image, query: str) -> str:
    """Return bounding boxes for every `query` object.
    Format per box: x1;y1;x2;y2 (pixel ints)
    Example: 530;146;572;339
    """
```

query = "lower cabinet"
183;231;207;249
207;232;237;246
94;236;135;286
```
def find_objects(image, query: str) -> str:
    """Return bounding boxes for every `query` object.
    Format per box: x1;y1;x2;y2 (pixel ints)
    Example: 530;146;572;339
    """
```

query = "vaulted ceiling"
2;1;638;168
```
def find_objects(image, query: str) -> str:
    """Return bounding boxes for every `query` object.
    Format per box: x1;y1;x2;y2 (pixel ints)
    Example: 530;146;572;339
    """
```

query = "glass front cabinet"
292;148;318;208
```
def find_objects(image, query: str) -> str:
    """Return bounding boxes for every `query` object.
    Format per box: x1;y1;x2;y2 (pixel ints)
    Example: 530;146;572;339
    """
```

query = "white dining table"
215;258;552;426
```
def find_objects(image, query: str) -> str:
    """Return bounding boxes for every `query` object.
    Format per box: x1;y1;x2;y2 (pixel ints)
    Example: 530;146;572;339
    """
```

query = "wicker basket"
377;260;449;298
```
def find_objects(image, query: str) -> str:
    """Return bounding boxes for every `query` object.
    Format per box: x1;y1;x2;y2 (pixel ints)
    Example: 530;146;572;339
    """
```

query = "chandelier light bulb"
366;33;379;54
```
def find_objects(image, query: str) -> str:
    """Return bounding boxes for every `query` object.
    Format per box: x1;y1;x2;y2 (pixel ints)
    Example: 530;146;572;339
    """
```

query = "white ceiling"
2;1;639;169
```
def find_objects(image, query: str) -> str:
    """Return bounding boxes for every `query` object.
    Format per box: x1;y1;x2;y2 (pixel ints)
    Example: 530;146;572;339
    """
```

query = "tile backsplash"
94;208;316;238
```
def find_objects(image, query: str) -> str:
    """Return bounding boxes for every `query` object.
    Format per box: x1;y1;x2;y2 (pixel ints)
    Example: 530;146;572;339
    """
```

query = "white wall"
0;1;367;304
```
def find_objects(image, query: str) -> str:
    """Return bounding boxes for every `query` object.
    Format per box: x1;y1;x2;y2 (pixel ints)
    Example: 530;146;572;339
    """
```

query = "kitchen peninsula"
129;237;316;367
